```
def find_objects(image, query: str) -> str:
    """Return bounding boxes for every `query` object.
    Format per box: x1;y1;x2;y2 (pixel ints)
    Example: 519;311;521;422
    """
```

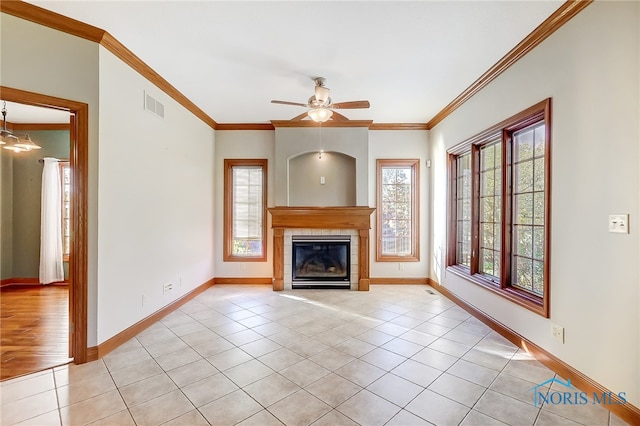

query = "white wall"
369;130;430;279
430;1;639;406
214;130;275;278
96;48;215;343
1;13;101;345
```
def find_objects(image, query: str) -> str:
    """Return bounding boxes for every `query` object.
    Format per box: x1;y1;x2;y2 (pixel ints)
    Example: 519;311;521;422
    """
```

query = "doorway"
1;86;89;376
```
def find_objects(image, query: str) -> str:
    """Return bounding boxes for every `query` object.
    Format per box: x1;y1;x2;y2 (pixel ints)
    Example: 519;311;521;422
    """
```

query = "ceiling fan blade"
331;111;349;121
271;100;308;107
290;112;309;121
331;100;370;109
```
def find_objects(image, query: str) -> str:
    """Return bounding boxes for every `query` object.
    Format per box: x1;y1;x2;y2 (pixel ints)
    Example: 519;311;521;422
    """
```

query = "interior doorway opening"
1;86;89;379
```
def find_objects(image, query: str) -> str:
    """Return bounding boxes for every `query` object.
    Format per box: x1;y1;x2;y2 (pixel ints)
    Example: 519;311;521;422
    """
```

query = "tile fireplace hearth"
268;207;375;291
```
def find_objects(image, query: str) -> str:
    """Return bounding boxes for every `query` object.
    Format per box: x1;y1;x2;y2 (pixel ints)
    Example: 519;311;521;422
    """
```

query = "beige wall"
0;13;216;346
289;151;356;207
96;47;215;343
1;12;100;345
369;130;430;279
214;130;275;279
429;1;639;406
274;127;369;206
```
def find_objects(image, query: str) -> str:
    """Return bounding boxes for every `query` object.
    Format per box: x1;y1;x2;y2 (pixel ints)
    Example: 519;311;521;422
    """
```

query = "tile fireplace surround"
268;207;376;292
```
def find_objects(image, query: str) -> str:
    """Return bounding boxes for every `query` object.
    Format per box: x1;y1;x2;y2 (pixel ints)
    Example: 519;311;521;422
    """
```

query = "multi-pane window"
59;161;71;260
377;159;419;261
224;159;267;261
455;153;471;267
447;99;550;317
512;122;546;296
479;140;502;280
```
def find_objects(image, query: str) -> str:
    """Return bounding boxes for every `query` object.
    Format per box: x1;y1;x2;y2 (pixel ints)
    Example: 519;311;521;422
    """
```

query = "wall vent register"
144;91;165;118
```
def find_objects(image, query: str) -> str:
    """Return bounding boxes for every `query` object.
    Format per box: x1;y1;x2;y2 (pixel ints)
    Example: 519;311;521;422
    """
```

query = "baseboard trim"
214;277;273;285
428;278;640;425
95;278;214;359
0;277;68;288
86;346;98;362
370;277;429;285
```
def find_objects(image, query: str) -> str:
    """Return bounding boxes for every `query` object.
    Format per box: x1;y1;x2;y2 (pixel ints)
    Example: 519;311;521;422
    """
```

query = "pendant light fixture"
1;101;41;153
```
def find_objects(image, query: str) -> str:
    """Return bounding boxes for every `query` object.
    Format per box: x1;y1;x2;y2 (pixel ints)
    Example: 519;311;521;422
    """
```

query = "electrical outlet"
163;283;173;294
142;294;147;307
609;214;629;234
551;323;564;343
398;263;405;271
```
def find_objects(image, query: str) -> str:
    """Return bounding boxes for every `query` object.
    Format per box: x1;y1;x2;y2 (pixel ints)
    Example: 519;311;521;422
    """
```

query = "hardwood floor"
0;285;71;381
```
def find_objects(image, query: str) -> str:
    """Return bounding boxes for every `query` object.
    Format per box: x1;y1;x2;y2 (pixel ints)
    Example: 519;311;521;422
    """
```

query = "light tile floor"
0;285;630;426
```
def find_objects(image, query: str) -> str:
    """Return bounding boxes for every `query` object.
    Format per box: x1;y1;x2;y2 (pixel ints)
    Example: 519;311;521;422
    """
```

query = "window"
454;153;472;267
376;159;419;261
447;99;550;317
224;159;267;261
59;161;71;261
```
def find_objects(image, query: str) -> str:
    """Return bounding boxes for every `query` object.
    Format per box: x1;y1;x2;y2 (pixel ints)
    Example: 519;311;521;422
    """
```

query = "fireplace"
268;207;375;291
292;236;350;289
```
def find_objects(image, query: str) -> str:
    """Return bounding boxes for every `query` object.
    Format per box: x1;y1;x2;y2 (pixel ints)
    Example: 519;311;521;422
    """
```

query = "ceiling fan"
271;77;370;122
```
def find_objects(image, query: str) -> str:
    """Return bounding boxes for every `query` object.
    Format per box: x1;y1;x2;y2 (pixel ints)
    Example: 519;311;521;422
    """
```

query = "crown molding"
216;123;276;131
369;123;428;131
271;120;373;128
1;0;217;130
2;0;591;133
426;0;593;130
216;122;429;131
0;0;104;41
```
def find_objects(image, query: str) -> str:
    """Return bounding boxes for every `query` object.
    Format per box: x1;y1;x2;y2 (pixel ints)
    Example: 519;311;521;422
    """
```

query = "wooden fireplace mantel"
268;206;375;291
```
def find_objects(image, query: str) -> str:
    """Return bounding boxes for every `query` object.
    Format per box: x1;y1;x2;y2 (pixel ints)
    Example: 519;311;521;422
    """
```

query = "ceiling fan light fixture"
308;107;333;123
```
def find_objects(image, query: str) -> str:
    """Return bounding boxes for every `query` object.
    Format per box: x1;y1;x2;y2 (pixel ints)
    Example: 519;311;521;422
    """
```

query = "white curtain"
39;157;64;284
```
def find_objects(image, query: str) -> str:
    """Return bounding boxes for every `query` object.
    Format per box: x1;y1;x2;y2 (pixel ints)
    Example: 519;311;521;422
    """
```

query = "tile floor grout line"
3;285;628;426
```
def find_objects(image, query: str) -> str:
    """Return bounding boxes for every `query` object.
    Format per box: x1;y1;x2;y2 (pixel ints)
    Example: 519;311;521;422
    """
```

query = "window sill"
446;265;548;318
223;255;267;262
376;254;420;262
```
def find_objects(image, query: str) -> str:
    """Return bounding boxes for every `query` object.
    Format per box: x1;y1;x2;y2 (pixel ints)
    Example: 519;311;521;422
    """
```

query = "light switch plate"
551;323;564;343
609;214;629;234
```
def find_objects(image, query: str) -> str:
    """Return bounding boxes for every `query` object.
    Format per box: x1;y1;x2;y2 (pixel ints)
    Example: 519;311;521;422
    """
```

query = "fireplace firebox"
292;236;350;289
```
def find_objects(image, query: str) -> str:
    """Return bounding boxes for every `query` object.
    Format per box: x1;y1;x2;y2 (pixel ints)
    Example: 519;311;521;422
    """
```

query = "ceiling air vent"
144;91;165;118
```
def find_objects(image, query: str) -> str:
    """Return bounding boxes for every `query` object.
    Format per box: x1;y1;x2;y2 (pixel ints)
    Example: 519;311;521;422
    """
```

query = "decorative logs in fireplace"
292;236;350;289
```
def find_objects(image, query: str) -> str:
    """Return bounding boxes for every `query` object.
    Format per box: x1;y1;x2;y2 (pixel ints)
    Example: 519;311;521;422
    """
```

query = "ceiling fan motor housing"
314;84;330;105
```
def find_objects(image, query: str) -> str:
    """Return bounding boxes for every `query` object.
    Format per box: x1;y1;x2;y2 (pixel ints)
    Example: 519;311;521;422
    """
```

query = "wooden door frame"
1;86;88;363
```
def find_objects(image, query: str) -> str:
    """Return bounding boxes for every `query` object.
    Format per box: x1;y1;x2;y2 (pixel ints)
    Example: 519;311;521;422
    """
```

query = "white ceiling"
17;1;563;124
2;101;71;124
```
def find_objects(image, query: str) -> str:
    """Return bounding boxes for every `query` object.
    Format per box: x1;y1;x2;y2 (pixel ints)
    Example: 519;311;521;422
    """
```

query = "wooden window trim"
59;161;70;262
376;159;420;262
223;159;268;262
447;99;551;317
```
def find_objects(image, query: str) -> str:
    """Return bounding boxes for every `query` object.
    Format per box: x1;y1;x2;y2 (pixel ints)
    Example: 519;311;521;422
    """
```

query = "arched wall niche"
288;151;356;206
